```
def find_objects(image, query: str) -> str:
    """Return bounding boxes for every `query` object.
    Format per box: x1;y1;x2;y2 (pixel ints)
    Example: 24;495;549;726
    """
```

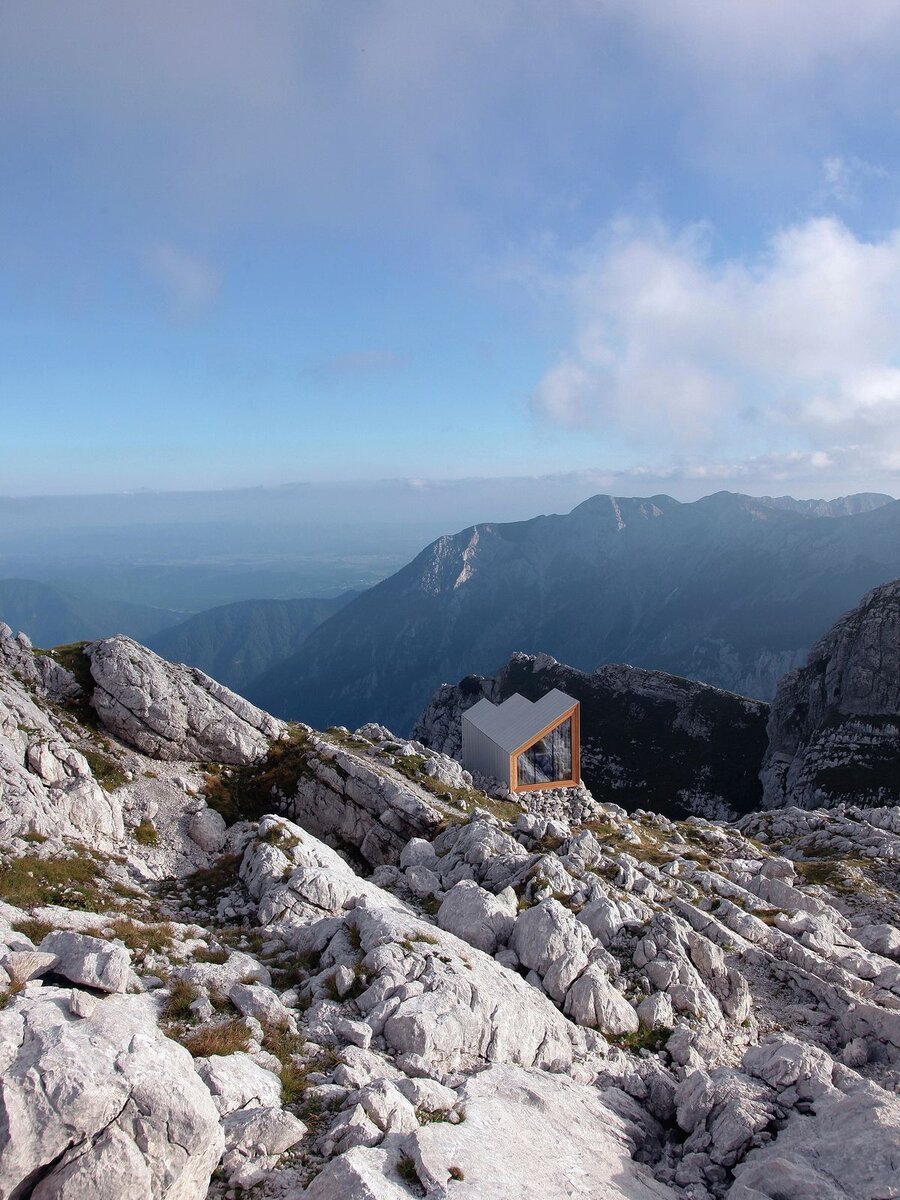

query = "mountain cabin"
461;689;580;792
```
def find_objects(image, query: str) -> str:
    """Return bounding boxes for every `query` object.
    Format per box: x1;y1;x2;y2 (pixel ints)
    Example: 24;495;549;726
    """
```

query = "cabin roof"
462;688;576;754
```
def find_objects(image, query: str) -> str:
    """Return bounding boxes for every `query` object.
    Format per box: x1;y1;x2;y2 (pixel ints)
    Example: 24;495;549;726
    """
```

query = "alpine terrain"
0;575;898;1199
248;491;900;733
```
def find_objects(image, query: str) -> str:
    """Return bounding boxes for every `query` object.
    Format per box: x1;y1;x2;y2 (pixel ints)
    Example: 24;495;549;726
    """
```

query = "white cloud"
531;217;900;458
144;242;221;317
820;155;889;206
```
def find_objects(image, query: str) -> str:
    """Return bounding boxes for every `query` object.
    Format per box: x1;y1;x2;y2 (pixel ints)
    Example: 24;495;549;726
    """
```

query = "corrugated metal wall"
461;715;511;785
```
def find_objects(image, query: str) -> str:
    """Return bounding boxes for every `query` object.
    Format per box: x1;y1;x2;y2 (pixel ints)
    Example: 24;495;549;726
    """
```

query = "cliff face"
415;652;769;820
761;580;900;810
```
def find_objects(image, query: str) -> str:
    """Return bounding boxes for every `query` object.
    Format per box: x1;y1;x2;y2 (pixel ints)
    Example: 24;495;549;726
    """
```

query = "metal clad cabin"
461;689;580;792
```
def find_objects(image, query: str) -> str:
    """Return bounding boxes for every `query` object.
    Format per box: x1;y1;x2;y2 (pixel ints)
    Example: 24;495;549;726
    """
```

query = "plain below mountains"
247;489;900;733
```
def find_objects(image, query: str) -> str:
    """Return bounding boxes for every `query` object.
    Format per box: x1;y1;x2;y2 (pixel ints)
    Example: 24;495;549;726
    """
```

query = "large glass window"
516;717;572;786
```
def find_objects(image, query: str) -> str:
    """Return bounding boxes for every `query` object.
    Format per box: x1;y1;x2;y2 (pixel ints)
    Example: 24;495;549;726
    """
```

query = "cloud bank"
532;217;900;468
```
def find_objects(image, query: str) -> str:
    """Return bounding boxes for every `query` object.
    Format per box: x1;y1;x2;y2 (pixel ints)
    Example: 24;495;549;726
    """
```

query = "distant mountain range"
247;490;900;732
0;578;184;648
147;593;356;693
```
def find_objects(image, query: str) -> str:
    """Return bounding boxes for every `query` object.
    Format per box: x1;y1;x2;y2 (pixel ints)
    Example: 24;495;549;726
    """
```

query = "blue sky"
3;1;900;500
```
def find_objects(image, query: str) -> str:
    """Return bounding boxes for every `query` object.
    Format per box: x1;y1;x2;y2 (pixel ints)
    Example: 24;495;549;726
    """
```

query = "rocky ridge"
762;580;900;810
415;652;768;820
0;626;898;1198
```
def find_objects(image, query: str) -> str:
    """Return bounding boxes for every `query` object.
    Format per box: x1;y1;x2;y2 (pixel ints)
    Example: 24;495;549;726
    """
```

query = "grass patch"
0;979;25;1010
750;908;782;926
390;754;521;822
263;1018;317;1108
325;727;372;752
202;726;315;826
164;979;199;1022
180;1018;250;1058
82;747;128;791
13;916;55;944
607;1023;673;1053
20;832;47;845
0;852;104;911
159;854;241;919
794;856;874;896
258;825;301;852
193;943;229;964
133;819;159;846
276;1044;341;1109
397;1155;425;1194
105;916;174;959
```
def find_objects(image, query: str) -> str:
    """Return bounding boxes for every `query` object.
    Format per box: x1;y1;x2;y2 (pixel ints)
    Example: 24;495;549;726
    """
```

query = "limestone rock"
0;989;222;1200
195;1051;283;1116
564;964;639;1035
87;636;284;764
312;1064;678;1200
188;806;228;852
729;1085;900;1199
436;880;516;954
39;930;132;994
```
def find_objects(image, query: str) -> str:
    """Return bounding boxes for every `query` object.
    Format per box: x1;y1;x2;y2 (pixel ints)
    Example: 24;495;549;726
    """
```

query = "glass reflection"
516;717;572;785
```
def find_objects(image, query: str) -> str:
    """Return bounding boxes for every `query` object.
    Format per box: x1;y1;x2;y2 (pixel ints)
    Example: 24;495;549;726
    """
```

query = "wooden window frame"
509;702;580;792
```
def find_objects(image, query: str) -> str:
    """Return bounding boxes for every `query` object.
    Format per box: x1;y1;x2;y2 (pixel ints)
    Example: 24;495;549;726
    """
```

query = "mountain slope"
762;578;900;809
247;490;900;733
415;651;768;819
147;592;356;693
1;623;900;1198
0;577;183;647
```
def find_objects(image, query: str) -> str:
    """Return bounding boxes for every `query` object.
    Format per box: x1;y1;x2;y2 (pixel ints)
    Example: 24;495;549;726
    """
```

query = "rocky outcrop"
761;580;900;809
0;624;125;843
87;636;285;764
415;652;768;819
0;989;224;1200
272;725;475;866
1;626;899;1199
304;1063;678;1200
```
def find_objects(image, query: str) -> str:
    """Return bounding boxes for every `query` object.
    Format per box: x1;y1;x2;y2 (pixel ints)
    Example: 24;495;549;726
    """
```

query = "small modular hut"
461;689;580;792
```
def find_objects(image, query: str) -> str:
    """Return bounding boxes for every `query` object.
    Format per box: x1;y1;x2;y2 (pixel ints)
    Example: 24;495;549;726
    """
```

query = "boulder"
0;989;222;1200
39;930;132;994
437;880;516;954
195;1051;282;1116
564;964;639;1035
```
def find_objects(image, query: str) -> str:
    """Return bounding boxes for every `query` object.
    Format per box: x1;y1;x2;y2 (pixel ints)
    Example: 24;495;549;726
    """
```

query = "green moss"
133;819;158;846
